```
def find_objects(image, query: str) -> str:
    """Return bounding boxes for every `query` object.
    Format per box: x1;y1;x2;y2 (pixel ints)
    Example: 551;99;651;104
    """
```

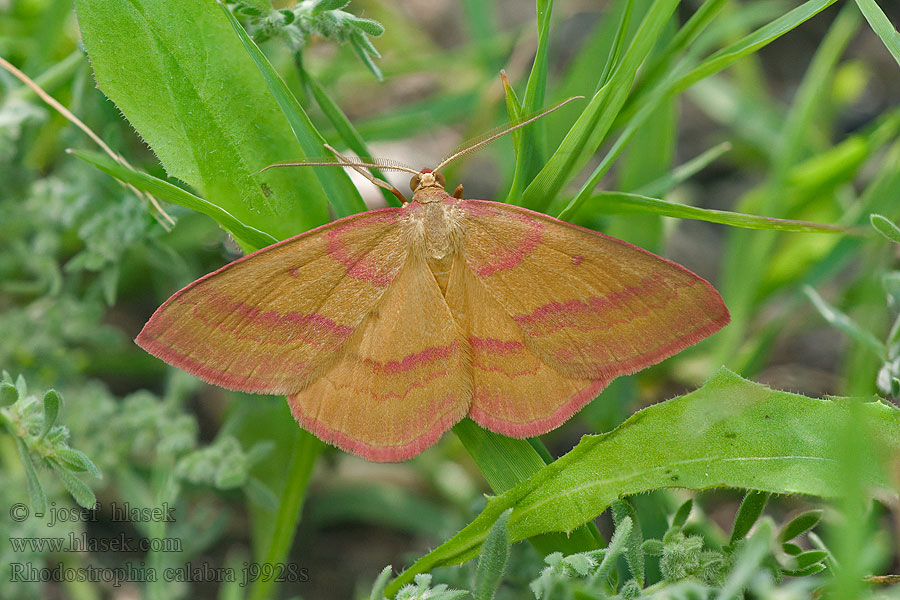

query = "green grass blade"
452;420;546;492
633;141;732;198
523;0;552;120
303;68;400;207
804;286;888;360
505;0;553;204
557;68;685;221
220;3;367;218
854;0;900;68
673;0;842;94
577;191;849;233
607;74;676;251
598;0;634;88
461;0;501;72
714;4;861;365
248;430;323;600
630;0;729;100
500;70;524;155
69;149;278;250
521;0;680;212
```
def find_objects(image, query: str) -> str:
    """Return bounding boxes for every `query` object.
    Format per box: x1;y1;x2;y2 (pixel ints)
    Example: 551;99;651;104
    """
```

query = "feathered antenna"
432;95;584;173
262;144;416;203
262;94;584;201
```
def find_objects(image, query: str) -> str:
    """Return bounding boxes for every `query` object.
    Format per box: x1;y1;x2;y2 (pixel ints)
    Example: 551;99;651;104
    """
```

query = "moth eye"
409;174;420;191
435;172;446;187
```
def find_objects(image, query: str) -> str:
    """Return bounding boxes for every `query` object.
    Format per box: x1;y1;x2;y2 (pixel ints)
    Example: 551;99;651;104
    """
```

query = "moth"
137;107;729;462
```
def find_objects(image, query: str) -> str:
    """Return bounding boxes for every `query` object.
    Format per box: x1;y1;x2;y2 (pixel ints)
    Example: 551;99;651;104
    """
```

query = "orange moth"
136;111;729;462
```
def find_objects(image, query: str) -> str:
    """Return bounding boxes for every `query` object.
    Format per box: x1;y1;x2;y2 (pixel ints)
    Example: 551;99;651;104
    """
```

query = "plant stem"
248;428;323;600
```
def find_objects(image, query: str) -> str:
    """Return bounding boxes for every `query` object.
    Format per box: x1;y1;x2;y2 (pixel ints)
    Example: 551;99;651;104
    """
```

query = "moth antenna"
0;55;175;229
325;144;408;204
432;95;585;173
261;145;415;204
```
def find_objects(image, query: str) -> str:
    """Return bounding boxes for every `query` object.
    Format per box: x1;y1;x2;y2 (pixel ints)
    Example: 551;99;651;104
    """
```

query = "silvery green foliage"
395;574;468;600
367;495;838;600
224;0;385;79
808;217;900;398
0;371;101;511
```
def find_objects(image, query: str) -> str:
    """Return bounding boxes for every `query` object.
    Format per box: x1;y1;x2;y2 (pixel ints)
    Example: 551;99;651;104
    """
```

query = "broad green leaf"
572;191;848;233
0;382;18;406
69;149;278;251
451;419;603;557
75;0;331;240
220;4;367;218
385;368;900;593
854;0;900;68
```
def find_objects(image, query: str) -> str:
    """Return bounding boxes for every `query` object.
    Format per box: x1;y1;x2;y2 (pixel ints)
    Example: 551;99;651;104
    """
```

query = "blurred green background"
1;0;900;598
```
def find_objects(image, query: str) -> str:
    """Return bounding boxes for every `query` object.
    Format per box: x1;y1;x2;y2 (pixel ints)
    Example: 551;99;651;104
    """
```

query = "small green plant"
370;496;835;599
225;0;385;79
0;371;101;511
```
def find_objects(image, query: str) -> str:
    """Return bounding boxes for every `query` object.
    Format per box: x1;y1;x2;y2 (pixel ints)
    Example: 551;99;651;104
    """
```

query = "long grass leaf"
854;0;900;68
522;0;680;211
70;149;278;250
303;69;400;206
576;191;849;233
505;0;553;203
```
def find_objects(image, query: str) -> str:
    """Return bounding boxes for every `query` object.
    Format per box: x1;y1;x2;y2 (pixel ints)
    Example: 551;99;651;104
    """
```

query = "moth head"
409;169;446;193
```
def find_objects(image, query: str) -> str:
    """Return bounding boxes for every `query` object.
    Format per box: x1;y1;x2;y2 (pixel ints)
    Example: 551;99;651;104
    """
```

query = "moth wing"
445;257;605;436
459;199;729;388
287;255;471;462
136;209;406;395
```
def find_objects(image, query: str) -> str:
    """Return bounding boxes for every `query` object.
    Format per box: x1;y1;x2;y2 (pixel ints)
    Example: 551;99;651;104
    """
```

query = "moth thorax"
423;203;455;260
